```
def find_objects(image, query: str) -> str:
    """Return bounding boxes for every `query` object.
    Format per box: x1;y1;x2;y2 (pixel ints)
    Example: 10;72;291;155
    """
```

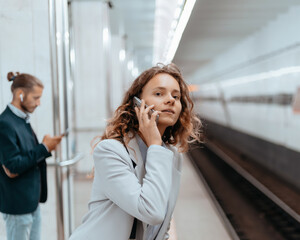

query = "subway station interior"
0;0;300;239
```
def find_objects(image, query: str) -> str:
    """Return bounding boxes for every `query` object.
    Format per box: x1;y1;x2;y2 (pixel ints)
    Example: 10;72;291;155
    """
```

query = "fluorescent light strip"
221;66;300;87
165;0;196;63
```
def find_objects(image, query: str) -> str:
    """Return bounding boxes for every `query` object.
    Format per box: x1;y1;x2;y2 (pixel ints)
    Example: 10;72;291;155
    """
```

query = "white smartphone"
133;96;159;123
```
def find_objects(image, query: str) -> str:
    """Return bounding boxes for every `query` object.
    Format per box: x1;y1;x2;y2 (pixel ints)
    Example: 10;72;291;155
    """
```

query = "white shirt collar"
8;103;30;123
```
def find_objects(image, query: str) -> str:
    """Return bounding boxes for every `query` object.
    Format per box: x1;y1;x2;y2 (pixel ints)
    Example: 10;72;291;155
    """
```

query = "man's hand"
42;134;63;152
2;165;18;178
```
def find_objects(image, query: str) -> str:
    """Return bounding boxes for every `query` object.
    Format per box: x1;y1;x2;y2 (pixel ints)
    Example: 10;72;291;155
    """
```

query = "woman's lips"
161;109;175;114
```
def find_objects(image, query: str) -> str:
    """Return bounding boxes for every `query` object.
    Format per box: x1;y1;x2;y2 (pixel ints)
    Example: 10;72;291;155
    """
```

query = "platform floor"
0;154;232;240
173;154;231;240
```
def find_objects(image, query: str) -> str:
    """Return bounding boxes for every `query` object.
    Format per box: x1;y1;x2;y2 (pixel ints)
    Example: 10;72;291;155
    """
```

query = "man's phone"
133;96;159;123
60;128;69;137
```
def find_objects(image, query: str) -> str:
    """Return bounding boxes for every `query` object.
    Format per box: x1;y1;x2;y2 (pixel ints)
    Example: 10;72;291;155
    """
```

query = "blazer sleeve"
93;139;174;226
0;121;51;174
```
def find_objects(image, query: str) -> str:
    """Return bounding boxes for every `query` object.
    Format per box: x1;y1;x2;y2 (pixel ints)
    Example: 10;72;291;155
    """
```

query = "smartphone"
60;128;69;137
133;96;159;123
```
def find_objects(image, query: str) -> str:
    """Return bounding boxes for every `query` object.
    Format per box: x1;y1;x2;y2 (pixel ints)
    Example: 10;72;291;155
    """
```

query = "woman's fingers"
134;99;161;146
134;106;139;117
144;104;154;121
136;99;155;123
150;110;159;123
139;99;145;116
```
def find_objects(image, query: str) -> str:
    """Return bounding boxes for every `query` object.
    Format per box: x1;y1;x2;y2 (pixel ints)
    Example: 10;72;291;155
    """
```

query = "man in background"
0;72;63;240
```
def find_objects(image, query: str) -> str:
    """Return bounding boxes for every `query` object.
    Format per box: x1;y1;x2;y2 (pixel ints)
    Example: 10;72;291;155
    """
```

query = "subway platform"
0;154;231;240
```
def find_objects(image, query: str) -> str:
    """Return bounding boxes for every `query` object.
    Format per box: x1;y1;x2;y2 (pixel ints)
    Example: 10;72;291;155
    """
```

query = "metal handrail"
48;152;85;167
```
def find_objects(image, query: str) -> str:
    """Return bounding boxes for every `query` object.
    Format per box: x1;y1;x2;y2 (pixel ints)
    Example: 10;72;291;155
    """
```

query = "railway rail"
188;139;300;240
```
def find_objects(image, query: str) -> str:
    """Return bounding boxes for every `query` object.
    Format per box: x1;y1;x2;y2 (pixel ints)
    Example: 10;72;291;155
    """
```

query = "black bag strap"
123;142;136;168
122;141;137;239
130;218;138;239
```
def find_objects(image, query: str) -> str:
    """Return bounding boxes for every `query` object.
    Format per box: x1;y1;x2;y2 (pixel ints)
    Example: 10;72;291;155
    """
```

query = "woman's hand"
135;99;162;147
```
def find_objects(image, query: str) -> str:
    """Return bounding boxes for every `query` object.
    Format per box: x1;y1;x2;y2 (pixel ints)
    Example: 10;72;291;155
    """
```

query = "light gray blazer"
69;136;182;240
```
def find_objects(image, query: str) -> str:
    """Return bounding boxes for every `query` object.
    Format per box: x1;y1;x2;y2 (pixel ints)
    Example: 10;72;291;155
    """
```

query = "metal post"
48;0;65;239
102;3;113;117
60;0;74;234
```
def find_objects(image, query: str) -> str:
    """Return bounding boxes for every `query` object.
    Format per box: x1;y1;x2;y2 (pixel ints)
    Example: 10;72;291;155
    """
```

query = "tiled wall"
0;0;53;141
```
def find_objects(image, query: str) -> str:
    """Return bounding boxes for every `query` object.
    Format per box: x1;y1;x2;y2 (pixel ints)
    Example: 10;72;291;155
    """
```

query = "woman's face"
140;73;182;130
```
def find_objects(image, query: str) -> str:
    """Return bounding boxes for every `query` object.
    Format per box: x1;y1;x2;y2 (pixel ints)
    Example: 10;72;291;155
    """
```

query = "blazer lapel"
127;137;145;184
127;137;148;236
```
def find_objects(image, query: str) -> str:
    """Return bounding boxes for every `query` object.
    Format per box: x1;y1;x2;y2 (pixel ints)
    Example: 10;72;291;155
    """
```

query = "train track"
188;140;300;240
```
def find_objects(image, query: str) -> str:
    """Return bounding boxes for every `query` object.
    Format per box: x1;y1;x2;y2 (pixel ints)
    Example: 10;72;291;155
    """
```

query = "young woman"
70;63;201;240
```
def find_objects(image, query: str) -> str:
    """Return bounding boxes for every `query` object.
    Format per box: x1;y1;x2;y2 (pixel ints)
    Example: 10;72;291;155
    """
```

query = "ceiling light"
188;84;199;92
127;60;134;70
119;49;126;61
103;27;109;44
132;67;139;77
165;0;196;63
171;20;178;30
177;0;185;6
174;7;182;19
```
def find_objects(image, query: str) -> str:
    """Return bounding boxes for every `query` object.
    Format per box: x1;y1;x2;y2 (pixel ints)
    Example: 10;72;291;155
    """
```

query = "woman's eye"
155;92;161;96
173;95;180;99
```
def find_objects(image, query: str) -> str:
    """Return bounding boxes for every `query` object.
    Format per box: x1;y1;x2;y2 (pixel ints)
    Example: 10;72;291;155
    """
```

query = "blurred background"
0;0;299;239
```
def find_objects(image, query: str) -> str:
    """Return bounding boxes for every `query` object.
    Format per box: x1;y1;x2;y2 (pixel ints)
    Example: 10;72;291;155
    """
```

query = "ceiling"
109;0;156;72
173;0;300;83
109;0;300;82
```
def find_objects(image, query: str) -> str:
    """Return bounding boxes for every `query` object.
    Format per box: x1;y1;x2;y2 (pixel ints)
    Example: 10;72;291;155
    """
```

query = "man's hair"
7;72;44;93
98;63;201;152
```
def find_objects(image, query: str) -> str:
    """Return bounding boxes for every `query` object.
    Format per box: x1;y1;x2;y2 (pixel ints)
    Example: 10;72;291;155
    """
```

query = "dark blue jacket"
0;106;51;214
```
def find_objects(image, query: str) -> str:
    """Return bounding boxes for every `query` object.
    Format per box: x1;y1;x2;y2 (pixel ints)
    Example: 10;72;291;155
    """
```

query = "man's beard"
20;98;34;113
20;102;30;113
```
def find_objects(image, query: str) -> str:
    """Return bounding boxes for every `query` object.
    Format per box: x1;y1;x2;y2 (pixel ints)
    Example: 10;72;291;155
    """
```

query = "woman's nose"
165;95;175;104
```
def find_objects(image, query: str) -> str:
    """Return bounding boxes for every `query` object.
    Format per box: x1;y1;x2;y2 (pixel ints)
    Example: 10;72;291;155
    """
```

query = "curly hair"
100;63;201;152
